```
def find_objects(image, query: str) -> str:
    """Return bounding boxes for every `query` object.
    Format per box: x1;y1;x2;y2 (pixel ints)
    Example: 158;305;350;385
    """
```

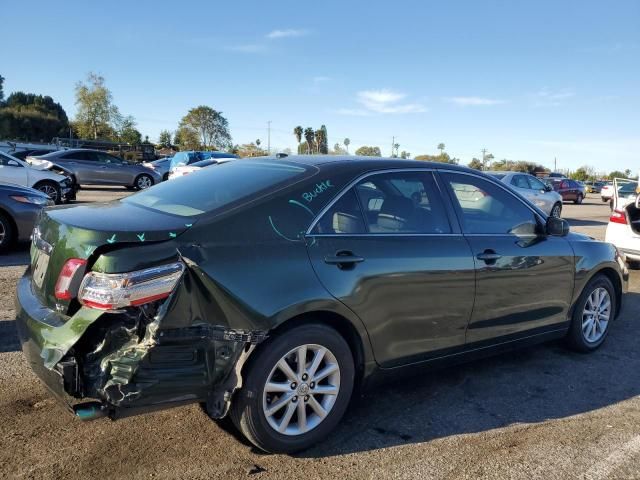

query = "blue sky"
3;0;639;173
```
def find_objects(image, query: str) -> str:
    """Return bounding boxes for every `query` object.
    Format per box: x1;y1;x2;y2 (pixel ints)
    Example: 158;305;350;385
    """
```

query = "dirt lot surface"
0;191;638;479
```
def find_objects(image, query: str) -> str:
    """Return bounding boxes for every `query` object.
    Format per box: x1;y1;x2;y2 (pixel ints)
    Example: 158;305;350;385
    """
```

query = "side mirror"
544;184;552;192
546;216;570;236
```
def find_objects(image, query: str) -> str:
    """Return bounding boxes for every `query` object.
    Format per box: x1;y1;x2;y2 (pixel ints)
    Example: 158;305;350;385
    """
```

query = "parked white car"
168;158;234;180
605;179;640;266
0;151;73;204
486;171;564;217
600;183;615;202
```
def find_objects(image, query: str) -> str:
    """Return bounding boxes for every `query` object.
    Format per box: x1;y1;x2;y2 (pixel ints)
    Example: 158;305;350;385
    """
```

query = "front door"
306;170;475;368
439;171;574;345
0;154;28;186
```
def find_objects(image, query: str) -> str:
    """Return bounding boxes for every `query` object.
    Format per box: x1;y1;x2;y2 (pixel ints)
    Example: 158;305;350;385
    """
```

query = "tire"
574;194;583;205
33;181;61;204
133;174;154;190
566;274;616;352
0;212;15;253
550;203;562;218
601;197;608;203
162;173;169;182
229;323;355;453
627;261;640;270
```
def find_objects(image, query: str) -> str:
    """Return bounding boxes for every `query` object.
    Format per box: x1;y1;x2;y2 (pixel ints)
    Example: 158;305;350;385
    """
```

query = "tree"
256;139;261;149
343;137;350;154
178;106;232;151
332;143;348;155
437;143;445;157
0;91;70;141
319;125;328;154
355;146;382;156
0;74;4;103
116;115;141;144
74;72;121;139
303;127;315;154
468;158;483;170
293;126;303;146
570;167;589;181
157;130;172;148
400;151;411;159
236;142;267;157
624;169;632;178
392;143;400;158
609;170;628;180
414;153;458;164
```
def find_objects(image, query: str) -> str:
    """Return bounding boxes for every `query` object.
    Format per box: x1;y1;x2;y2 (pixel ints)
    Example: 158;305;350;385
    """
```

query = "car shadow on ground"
0;243;29;267
294;291;640;458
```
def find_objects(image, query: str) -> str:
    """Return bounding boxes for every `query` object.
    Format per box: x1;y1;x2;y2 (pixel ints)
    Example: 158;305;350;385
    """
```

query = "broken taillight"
609;210;628;225
78;262;185;310
55;258;88;300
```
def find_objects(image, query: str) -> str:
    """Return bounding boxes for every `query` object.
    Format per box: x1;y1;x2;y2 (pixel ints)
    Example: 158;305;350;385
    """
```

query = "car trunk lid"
30;200;194;312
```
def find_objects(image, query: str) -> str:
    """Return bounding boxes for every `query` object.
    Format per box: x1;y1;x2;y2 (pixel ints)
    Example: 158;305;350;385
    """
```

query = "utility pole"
481;148;488;170
391;136;395;157
554;157;557;172
267;121;271;155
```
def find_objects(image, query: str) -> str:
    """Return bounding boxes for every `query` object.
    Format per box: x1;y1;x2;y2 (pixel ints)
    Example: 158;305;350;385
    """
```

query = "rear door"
439;171;574;344
56;151;100;183
306;170;475;367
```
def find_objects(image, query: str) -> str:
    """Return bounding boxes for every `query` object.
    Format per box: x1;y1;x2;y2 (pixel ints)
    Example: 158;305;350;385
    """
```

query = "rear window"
123;160;312;217
486;173;505;180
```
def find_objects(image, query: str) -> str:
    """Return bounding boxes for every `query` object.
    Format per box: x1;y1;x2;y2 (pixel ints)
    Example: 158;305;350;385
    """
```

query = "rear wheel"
566;275;616;352
574;193;584;205
134;174;154;190
33;181;61;204
550;202;562;218
229;323;354;453
0;212;15;253
601;197;608;203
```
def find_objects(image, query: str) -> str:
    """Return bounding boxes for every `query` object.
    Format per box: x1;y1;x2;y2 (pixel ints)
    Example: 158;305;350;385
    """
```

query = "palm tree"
343;138;350;154
393;143;400;157
437;143;445;157
303;127;314;154
314;129;323;154
293;126;303;147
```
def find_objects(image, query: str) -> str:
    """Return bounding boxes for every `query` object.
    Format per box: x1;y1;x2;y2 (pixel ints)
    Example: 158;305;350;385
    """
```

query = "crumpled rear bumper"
15;268;266;419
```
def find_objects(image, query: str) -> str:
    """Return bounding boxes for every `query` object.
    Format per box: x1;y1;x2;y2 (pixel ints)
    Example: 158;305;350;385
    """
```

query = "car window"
97;153;123;164
511;175;530;189
124;160;311;217
0;152;23;167
528;176;546;190
311;189;366;234
442;172;539;235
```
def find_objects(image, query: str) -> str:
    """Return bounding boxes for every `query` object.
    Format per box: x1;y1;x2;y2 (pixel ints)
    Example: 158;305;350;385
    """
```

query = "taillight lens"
609;210;628;225
55;258;87;300
78;262;184;310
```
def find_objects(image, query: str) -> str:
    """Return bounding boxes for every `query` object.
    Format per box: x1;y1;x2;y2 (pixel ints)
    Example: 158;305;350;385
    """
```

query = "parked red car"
546;178;586;204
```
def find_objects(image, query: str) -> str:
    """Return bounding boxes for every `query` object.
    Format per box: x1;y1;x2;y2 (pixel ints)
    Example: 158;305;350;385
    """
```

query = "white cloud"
313;76;331;83
445;96;505;106
355;89;426;114
532;88;575;107
224;44;267;53
266;29;308;39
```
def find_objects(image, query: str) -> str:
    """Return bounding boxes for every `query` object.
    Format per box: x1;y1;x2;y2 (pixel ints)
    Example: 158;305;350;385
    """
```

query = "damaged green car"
16;156;628;453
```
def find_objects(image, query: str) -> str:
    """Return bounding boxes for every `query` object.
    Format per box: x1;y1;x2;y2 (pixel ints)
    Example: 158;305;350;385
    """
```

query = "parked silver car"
28;149;162;190
486;171;564;217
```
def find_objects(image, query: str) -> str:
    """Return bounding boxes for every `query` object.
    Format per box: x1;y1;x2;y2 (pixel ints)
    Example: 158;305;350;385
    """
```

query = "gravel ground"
0;191;638;479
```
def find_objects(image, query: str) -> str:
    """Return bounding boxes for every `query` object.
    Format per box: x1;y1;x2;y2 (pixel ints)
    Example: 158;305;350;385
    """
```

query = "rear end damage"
16;214;267;421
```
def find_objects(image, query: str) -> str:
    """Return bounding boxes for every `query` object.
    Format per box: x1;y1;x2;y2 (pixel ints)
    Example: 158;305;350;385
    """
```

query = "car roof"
254;154;473;172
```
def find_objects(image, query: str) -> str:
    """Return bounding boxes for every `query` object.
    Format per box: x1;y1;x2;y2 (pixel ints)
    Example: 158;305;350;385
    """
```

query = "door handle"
476;250;502;263
324;251;365;269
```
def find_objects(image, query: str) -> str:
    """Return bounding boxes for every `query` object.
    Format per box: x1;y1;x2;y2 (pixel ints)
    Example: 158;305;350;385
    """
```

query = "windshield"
486;173;505;180
123;160;312;217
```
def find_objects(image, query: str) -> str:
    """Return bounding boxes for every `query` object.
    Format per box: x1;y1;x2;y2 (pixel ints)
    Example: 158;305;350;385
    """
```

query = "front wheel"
0;212;15;253
550;203;562;218
566;275;616;352
33;181;61;204
229;323;355;453
134;174;154;190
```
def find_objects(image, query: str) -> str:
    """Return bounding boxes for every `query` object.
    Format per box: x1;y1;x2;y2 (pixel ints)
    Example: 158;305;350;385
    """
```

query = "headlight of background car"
10;195;52;206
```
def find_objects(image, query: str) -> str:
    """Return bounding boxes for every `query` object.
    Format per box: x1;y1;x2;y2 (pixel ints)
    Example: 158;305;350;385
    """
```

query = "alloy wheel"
551;204;562;218
582;287;611;343
38;184;58;202
262;344;340;436
137;175;152;189
0;219;5;245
